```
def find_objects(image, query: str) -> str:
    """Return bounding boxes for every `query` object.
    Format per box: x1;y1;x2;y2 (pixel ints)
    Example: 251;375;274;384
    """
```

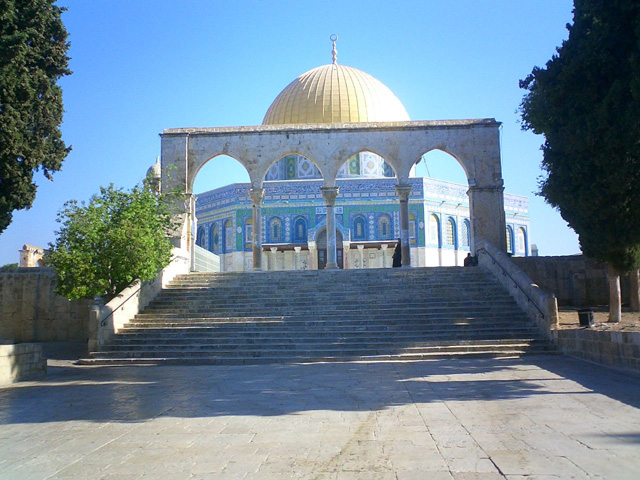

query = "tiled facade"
195;171;529;271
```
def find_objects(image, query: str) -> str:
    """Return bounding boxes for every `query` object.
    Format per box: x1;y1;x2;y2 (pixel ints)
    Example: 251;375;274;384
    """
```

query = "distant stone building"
19;244;46;268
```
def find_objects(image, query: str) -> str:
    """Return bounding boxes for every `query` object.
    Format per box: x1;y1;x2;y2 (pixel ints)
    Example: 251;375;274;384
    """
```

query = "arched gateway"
160;40;508;270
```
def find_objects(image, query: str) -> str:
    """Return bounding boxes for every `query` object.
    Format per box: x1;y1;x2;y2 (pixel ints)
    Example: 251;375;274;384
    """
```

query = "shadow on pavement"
1;354;639;426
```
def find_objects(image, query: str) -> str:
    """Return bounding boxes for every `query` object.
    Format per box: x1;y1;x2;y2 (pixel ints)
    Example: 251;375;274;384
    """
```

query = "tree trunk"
630;269;640;313
608;266;621;323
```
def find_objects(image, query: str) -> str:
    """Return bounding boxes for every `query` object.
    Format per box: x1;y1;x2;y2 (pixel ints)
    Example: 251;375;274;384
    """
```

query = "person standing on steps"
464;252;478;267
392;238;402;267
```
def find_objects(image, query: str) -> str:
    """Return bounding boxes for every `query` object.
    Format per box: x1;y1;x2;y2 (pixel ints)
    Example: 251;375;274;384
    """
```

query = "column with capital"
249;188;265;271
308;241;317;270
294;246;302;270
320;186;340;269
380;244;388;268
186;193;197;271
395;184;412;267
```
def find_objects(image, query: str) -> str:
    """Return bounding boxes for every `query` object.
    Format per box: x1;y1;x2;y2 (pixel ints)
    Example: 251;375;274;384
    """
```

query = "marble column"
357;244;365;269
249;188;265;271
294;246;302;270
308;242;317;270
187;194;197;272
395;184;412;268
270;247;278;271
380;244;388;268
320;186;340;270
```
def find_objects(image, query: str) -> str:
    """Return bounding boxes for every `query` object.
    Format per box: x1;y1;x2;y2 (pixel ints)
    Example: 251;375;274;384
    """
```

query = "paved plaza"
1;355;639;479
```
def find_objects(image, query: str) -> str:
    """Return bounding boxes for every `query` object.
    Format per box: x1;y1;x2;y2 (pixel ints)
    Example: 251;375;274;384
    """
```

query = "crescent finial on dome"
330;34;338;65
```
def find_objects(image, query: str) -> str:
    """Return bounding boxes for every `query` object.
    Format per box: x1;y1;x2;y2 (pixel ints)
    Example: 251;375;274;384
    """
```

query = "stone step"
87;267;554;365
163;279;499;289
88;347;556;365
148;296;517;306
138;305;524;314
108;334;541;348
91;340;553;357
80;349;557;366
104;335;544;349
126;317;532;328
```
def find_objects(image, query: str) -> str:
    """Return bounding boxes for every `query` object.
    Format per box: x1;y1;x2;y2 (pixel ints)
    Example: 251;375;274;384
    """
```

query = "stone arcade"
160;39;521;269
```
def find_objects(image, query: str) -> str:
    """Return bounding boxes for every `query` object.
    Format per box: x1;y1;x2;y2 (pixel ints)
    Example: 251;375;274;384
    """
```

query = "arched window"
223;220;234;253
270;217;282;243
224;220;233;253
196;226;206;248
353;216;366;241
378;214;392;240
517;227;527;255
244;219;253;248
293;217;306;242
428;214;440;246
461;219;470;248
445;218;456;247
506;226;514;254
210;224;220;253
409;213;417;245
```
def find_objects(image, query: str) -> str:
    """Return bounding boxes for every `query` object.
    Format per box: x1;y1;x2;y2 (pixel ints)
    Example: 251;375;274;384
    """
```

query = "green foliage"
520;0;640;273
0;263;18;271
0;0;71;233
48;184;174;300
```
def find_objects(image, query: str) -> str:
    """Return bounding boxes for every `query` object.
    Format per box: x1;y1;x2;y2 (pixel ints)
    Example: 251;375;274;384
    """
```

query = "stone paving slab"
0;355;639;479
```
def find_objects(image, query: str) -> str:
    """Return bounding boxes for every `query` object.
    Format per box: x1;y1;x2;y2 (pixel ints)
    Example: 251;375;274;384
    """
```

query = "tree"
0;0;71;233
47;183;174;300
520;0;640;322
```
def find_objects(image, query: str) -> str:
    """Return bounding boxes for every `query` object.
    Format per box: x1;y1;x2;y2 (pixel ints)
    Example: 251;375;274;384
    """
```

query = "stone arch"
414;147;471;184
160;121;507;265
188;152;251;194
337;148;398;180
263;152;325;182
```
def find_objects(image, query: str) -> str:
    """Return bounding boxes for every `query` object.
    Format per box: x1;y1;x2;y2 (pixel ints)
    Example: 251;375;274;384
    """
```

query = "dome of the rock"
263;63;410;125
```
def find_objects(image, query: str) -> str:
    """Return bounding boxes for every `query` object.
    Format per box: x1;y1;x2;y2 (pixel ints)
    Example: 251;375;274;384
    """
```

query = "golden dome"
263;63;410;125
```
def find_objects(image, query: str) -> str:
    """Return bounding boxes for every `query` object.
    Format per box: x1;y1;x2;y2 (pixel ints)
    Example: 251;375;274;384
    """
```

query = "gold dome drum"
262;63;410;125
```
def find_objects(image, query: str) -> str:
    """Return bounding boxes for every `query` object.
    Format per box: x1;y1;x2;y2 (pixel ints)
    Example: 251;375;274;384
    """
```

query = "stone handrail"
88;248;190;351
475;240;558;340
193;244;220;272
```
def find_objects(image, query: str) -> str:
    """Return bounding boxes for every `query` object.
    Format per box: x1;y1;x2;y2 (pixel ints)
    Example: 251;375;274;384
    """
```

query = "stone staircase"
85;267;555;365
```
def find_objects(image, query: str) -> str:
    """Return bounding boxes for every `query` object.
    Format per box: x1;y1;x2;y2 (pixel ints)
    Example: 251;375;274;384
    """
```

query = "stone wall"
555;329;640;372
512;255;630;307
0;343;46;384
0;268;91;342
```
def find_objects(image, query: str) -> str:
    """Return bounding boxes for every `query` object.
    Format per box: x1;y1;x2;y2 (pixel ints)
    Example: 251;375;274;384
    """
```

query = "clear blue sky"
0;0;580;266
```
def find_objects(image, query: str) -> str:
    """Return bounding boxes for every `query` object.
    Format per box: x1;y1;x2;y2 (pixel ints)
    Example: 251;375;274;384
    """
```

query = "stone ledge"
0;343;46;385
556;328;640;372
163;118;500;135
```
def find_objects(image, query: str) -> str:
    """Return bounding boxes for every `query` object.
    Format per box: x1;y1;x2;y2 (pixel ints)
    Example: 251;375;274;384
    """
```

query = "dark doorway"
317;229;343;269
